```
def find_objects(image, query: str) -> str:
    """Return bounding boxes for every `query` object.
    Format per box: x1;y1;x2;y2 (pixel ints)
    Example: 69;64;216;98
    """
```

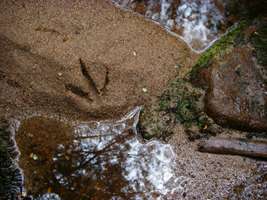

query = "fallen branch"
198;138;267;159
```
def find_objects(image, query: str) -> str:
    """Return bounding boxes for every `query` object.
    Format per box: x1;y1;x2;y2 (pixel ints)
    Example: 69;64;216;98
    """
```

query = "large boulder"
205;47;267;131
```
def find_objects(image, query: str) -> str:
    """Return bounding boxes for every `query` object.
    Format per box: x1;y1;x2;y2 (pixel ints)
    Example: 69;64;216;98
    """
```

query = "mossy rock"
188;21;246;86
159;79;206;128
139;104;173;140
187;16;267;133
140;79;210;140
139;16;266;140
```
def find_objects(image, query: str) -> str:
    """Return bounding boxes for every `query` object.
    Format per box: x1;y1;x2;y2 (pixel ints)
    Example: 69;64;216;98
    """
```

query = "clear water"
17;107;186;200
111;0;226;52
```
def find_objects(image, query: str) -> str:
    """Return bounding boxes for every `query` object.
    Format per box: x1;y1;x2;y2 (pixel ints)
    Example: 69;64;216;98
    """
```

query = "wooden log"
198;138;267;159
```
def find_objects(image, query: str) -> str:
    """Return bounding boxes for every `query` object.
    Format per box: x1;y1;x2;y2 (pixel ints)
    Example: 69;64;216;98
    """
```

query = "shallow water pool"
16;107;187;200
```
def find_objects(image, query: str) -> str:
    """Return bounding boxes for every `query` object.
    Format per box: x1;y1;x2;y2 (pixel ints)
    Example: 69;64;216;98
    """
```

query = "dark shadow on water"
16;116;137;200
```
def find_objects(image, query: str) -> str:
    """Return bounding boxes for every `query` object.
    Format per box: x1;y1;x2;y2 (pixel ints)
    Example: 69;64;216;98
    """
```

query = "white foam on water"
51;107;188;199
122;138;184;199
36;193;61;200
160;0;172;24
175;0;224;51
111;0;226;52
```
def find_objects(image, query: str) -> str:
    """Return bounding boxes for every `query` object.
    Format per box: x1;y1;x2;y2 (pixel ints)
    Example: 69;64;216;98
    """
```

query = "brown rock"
205;47;267;131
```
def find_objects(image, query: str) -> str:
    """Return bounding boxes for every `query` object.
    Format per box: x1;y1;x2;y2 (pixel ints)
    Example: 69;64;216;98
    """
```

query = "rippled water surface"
111;0;226;52
16;107;186;200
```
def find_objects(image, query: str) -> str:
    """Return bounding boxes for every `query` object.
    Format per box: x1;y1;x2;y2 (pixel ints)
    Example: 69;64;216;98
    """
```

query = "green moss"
140;78;210;140
158;97;169;111
139;107;172;140
159;79;206;128
188;21;246;81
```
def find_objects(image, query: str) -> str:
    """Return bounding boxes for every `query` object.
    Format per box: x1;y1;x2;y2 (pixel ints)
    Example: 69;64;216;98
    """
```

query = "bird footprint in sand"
65;58;109;111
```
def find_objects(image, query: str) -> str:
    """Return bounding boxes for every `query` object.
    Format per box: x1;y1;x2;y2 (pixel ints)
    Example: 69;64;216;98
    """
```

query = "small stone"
62;37;69;42
57;72;63;76
30;153;38;160
133;51;137;56
47;187;52;193
21;191;27;197
52;157;58;161
175;64;180;69
32;64;38;69
203;124;208;130
142;88;148;93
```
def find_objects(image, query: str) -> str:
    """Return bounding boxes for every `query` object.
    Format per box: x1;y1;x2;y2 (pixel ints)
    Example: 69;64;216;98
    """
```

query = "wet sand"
0;0;196;120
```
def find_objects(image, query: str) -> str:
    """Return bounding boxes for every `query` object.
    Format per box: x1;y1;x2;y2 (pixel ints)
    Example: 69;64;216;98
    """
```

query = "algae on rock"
139;79;211;140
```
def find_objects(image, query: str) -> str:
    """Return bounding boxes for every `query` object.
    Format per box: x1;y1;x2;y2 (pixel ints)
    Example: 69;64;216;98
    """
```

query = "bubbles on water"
122;138;189;199
175;0;224;51
36;193;61;200
111;0;226;52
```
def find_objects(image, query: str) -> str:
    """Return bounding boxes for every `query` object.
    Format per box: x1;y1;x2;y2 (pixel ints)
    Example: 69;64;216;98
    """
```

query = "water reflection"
17;107;185;200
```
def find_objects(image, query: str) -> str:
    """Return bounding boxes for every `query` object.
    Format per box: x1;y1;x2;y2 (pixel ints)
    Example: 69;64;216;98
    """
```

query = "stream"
15;107;187;200
111;0;226;52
